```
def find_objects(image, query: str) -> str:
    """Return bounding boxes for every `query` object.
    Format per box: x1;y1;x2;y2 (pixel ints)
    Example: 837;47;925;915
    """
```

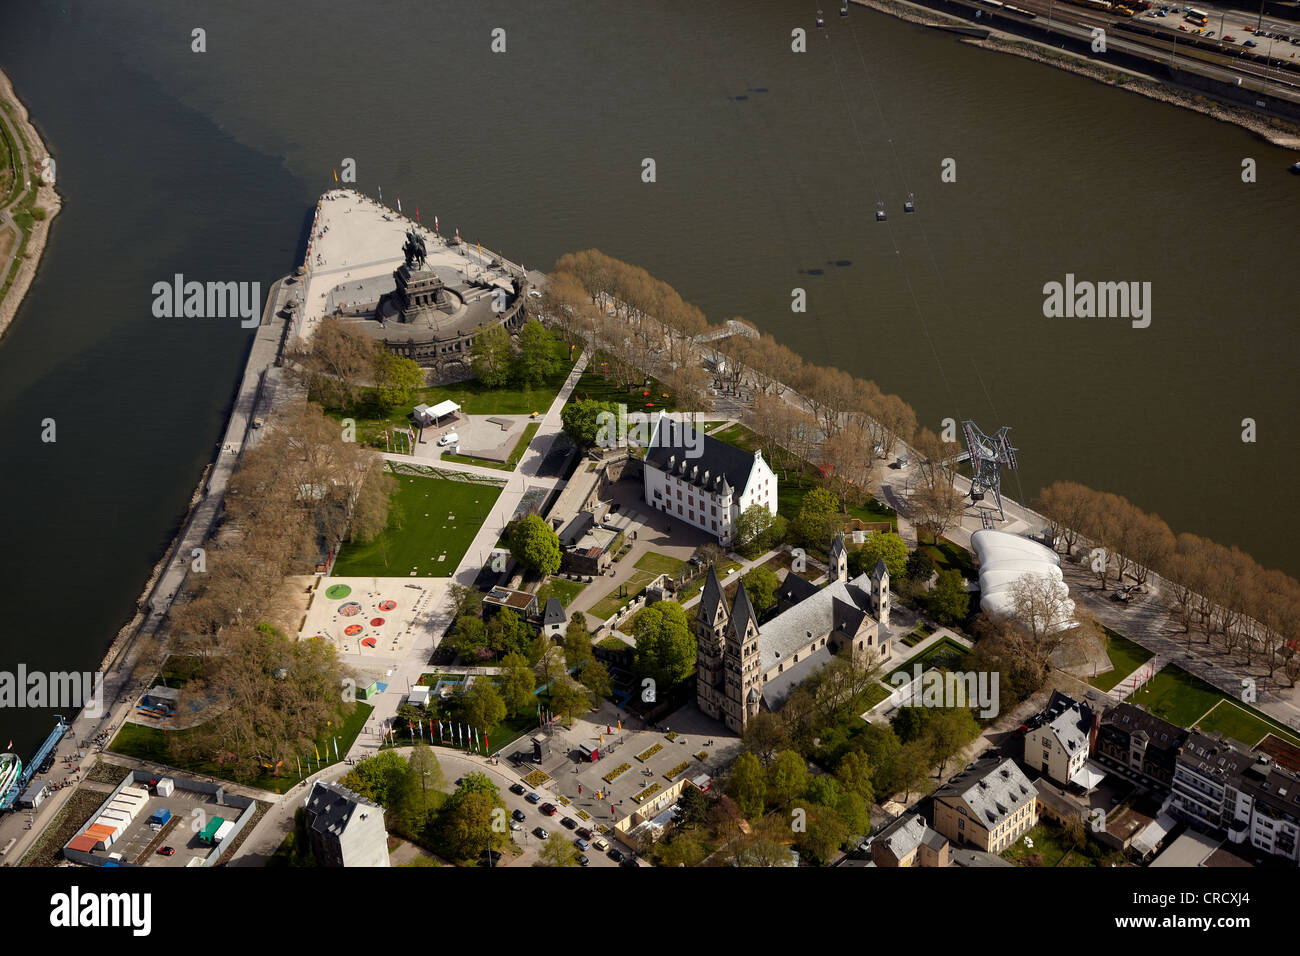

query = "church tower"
870;557;891;626
694;565;729;722
724;580;764;731
830;532;848;583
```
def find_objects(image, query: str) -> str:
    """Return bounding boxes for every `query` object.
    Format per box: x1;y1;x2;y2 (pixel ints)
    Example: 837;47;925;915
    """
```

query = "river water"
0;0;1295;751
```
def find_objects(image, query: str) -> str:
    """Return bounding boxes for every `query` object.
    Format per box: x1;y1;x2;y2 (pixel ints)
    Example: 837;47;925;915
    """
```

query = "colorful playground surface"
300;576;447;659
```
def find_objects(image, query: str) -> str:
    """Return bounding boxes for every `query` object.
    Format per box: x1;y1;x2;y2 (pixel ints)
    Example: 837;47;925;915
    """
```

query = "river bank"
0;67;62;339
851;0;1300;148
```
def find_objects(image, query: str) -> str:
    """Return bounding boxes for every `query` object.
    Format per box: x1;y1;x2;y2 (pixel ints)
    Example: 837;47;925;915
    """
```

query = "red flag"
416;206;420;223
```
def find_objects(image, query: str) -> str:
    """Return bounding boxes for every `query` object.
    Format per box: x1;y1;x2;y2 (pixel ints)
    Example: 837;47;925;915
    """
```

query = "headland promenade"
0;67;62;339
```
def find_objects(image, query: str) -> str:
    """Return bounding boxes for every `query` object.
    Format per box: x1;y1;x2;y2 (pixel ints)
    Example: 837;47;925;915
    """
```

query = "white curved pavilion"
971;529;1076;633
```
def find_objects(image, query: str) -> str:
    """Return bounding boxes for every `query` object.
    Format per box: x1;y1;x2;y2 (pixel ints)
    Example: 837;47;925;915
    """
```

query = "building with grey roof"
304;780;390;868
933;758;1038;854
869;813;950;867
1093;702;1186;788
542;597;567;638
1024;690;1103;789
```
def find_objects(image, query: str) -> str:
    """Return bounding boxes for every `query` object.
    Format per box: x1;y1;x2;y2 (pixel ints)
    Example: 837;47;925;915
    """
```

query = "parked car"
541;803;558;816
525;792;542;804
561;816;577;830
577;827;594;841
578;854;590;866
157;846;176;857
479;849;503;867
620;856;639;867
1244;39;1257;46
593;837;610;852
512;809;526;822
607;848;624;862
509;821;522;832
534;826;550;840
509;783;526;796
574;837;590;851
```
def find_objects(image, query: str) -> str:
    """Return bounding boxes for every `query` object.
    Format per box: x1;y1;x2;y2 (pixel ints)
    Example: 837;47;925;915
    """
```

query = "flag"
484;733;489;752
618;720;622;731
333;738;339;759
379;186;383;202
429;719;433;737
315;745;320;760
416;206;420;223
397;197;402;213
434;215;439;232
333;168;338;182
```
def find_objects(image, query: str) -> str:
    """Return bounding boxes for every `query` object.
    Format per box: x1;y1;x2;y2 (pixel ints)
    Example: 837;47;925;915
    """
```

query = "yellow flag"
315;746;320;760
618;720;622;731
333;169;338;182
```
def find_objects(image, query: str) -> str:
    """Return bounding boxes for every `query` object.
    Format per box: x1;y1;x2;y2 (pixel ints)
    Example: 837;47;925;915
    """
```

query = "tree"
676;785;710;828
911;481;966;543
741;711;787;767
905;547;935;585
742;565;780;617
536;831;581;867
563;619;593;669
923;708;981;777
513;319;563;387
656;831;707;867
852;532;908;580
437;778;507;863
630;601;696;688
508;514;561;576
929;570;970;625
728;751;767;819
371;351;424;412
792;487;841;551
498;652;537;716
766;750;809;808
794;805;850;866
561;398;619;449
836;750;875;804
470;324;513;387
892;739;935;802
486;608;529;658
460;681;507;739
577;658;612;704
446;615;490;660
548;676;590;725
735;504;775;558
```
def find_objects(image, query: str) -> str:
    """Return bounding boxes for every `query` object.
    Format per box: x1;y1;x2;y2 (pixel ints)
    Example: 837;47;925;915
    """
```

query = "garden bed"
603;762;631;783
523;769;550;788
665;761;691;781
636;743;664;762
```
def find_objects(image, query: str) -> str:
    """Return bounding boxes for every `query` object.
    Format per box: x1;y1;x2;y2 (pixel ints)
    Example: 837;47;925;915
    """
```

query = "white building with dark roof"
304;780;390;868
643;412;776;546
1024;690;1103;789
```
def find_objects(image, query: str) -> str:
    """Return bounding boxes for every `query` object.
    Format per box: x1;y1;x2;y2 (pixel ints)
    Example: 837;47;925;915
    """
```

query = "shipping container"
148;807;172;826
214;820;235;843
156;778;175;797
199;816;225;844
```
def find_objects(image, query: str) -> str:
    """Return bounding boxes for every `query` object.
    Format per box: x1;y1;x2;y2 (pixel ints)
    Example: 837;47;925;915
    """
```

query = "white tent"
971;529;1076;633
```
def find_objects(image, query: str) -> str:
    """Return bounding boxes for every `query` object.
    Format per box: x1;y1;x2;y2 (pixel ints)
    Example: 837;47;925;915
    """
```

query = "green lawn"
921;537;976;579
442;422;541;471
1000;822;1115;868
634;551;690;577
1127;665;1235;728
885;636;970;684
110;702;372;793
332;469;502;577
570;353;677;412
538;577;588;609
1087;627;1155;692
677;562;743;603
588;572;657;620
1196;699;1300;748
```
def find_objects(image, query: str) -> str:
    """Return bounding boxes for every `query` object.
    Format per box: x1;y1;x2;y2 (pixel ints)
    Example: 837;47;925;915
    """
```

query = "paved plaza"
300;576;447;664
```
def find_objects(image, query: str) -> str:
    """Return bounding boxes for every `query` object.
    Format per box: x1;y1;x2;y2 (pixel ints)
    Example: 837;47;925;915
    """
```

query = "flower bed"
523;770;550;787
665;761;691;781
558;795;570;806
665;731;679;742
636;743;664;762
576;809;591;821
603;762;631;783
633;783;661;804
694;751;708;762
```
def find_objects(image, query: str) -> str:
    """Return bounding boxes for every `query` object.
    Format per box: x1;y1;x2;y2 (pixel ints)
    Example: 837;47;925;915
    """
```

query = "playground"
301;576;444;658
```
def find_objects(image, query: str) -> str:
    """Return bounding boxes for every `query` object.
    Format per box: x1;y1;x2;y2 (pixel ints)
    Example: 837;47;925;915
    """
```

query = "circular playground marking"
379;600;396;611
339;602;362;617
370;617;386;627
344;624;363;636
325;584;352;600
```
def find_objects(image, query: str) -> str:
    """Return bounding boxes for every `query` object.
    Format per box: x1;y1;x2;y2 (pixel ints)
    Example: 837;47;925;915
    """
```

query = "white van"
437;432;459;447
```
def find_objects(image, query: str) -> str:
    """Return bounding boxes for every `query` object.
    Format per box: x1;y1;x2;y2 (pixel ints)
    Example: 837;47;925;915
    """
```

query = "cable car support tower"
960;421;1018;522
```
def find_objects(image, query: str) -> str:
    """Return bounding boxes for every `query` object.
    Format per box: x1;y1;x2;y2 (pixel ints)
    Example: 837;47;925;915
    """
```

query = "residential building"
869;814;949;867
542;597;567;638
482;586;538;620
933;758;1039;854
1093;702;1186;788
1023;690;1101;788
303;781;390;868
1170;731;1300;864
643;412;776;546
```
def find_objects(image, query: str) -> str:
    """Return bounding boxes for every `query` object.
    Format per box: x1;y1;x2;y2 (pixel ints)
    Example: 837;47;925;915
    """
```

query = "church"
693;534;894;732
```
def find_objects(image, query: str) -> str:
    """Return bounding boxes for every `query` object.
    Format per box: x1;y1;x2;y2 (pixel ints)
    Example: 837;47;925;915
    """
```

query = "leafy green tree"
676;784;710;828
535;831;580;867
563;618;593;669
513;319;563;387
836;750;875;804
835;791;872;837
548;677;590;725
923;707;981;777
508;514;561;576
741;711;787;767
577;658;612;704
560;398;619;449
340;750;411;806
371;351;424;412
892;739;935;802
742;565;780;616
470;325;513;387
498;652;537;716
766;750;809;808
803;774;844;808
446;614;490;660
728;751;767;819
735;504;775;558
630;601;697;688
892;704;932;744
407;742;445;816
460;681;507;738
438;781;507;863
905;547;936;583
793;487;841;551
656;831;707;867
794;805;850;866
486;608;529;658
929;569;970;625
850;532;908;580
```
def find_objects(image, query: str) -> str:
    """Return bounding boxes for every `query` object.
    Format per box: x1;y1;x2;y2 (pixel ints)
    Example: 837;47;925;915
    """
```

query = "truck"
199;816;225;845
148;807;172;829
214;821;235;844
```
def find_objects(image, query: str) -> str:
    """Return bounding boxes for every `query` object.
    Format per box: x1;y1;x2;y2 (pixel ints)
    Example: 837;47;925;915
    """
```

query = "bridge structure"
0;716;68;810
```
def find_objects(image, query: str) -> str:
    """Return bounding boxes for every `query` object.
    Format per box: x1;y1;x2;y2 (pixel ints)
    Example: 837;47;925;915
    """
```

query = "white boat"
0;753;21;797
